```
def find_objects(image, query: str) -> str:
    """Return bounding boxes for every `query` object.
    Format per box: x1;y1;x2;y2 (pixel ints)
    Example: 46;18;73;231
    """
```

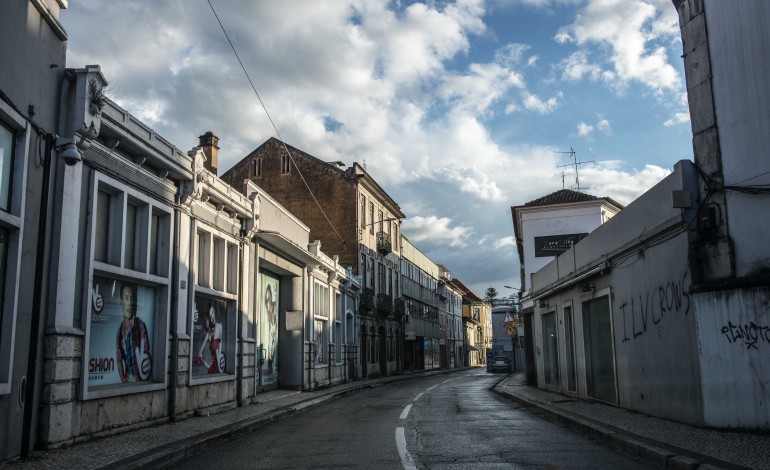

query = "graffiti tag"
618;271;691;342
721;322;770;350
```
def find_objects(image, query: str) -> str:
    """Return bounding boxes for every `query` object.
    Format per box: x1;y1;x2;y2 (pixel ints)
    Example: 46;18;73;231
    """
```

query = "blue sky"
62;0;693;298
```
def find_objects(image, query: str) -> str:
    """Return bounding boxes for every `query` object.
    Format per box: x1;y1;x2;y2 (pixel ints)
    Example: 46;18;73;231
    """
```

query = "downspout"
21;131;54;458
236;237;244;406
168;191;181;421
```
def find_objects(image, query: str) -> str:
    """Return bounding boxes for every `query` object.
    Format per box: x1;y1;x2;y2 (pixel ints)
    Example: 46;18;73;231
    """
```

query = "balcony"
394;298;406;318
362;288;376;309
376;231;392;255
377;293;393;315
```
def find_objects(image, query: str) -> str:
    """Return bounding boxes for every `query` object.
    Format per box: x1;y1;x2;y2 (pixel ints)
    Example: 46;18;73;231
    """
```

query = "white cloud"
577;122;593;137
596;118;612;135
664;112;690;127
432;166;505;201
559;50;603;82
522;91;562;114
494;236;517;249
581;161;671;204
401;215;472;247
556;0;682;94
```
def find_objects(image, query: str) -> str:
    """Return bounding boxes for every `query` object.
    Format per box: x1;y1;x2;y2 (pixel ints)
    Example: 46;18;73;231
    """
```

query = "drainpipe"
21;131;54;458
168;192;181;421
236;239;244;406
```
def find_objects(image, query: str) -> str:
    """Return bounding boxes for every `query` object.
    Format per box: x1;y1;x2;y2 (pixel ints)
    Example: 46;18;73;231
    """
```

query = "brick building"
222;138;406;378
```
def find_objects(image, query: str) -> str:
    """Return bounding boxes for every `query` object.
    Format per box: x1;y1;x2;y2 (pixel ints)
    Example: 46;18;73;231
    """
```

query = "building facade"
0;0;68;460
523;0;770;430
221;138;406;378
511;189;622;382
400;237;441;372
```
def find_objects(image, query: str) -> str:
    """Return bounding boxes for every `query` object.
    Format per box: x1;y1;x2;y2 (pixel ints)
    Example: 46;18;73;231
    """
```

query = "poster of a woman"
193;297;227;376
259;272;280;386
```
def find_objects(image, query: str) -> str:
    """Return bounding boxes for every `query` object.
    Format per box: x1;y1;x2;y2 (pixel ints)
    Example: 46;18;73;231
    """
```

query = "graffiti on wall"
721;322;770;350
618;271;691;342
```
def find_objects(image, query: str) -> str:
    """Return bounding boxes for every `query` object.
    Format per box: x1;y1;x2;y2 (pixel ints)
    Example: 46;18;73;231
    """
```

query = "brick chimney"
198;131;219;175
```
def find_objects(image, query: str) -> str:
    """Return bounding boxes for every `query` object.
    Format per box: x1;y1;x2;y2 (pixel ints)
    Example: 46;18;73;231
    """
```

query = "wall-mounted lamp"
55;137;82;166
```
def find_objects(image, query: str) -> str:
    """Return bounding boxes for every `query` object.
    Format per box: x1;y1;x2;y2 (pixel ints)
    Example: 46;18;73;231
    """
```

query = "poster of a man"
88;277;156;386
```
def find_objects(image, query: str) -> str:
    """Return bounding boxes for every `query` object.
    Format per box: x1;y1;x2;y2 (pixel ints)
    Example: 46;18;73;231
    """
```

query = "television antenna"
555;147;594;192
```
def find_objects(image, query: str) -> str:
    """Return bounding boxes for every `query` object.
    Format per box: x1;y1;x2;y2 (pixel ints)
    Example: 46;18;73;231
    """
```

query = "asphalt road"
171;369;659;469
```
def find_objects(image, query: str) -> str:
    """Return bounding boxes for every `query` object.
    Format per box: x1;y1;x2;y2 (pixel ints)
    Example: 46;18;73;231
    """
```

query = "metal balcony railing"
362;288;376;309
376;231;392;254
377;293;393;314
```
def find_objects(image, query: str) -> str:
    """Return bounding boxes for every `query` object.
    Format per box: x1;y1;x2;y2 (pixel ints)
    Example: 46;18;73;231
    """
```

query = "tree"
484;287;498;302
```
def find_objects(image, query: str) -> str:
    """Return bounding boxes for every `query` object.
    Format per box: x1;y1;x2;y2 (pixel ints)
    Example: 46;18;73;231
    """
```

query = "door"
583;296;617;404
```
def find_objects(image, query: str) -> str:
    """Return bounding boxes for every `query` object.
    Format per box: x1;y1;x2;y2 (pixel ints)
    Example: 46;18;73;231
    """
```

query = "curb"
102;367;469;469
490;381;748;470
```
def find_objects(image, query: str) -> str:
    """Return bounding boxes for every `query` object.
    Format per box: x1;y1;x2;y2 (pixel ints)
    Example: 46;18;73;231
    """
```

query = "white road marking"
414;392;424;402
400;404;412;420
396;427;417;470
426;384;437;392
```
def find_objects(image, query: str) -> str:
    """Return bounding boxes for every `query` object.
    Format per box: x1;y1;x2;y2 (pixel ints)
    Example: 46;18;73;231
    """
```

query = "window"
360;195;366;229
0;102;36;395
369;202;374;234
281;154;290;173
542;311;559;387
253;158;261;177
394;225;398;251
369;326;376;363
314;282;330;364
335;292;342;363
86;174;173;396
378;209;383;232
192;227;239;380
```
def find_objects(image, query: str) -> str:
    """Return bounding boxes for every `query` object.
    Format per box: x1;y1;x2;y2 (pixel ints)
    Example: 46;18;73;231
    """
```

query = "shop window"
369;326;376;364
0;105;26;395
191;226;239;381
564;305;577;392
259;271;280;386
86;174;172;397
335;292;342;363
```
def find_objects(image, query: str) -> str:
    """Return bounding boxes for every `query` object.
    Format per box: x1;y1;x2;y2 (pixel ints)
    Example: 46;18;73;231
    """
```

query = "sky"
61;0;694;299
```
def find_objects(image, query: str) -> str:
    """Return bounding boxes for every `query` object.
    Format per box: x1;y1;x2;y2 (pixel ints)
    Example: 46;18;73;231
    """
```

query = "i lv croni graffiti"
721;321;770;350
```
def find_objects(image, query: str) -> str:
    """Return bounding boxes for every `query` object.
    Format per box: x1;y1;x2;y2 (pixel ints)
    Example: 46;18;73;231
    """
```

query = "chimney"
198;131;219;175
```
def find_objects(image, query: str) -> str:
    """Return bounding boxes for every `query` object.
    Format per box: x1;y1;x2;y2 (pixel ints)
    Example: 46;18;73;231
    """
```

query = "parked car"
489;355;512;373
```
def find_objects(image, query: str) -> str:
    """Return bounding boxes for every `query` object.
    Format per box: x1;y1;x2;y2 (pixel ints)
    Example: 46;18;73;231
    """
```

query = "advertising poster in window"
192;296;229;377
89;277;155;386
259;271;279;386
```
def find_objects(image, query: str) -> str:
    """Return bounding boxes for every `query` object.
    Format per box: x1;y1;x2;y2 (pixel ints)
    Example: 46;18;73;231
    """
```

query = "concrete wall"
694;286;770;429
533;161;709;425
703;0;770;277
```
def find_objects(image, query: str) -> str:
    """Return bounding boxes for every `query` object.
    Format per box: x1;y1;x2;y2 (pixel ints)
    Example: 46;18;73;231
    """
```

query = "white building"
525;0;770;429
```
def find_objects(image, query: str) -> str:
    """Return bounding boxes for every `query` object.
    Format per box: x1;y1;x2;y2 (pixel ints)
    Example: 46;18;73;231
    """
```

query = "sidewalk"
3;369;768;469
493;373;770;470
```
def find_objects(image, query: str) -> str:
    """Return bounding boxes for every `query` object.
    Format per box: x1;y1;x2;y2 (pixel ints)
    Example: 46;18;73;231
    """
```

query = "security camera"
55;137;82;166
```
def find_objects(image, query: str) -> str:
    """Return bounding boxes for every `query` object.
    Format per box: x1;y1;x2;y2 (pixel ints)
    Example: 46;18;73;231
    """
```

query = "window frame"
313;281;330;365
83;173;173;399
190;224;239;384
0;101;29;396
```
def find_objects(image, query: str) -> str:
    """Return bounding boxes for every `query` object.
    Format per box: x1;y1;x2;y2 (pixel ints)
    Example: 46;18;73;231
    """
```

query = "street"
171;370;658;469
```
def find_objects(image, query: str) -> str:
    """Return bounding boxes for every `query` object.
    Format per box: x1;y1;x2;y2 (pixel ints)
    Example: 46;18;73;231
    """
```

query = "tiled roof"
523;189;599;207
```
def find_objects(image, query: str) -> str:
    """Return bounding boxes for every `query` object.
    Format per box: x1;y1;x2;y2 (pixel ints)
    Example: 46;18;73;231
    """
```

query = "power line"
207;0;344;242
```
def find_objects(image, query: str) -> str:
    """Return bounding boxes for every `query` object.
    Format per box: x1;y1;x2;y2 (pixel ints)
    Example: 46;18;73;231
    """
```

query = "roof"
513;188;624;211
450;278;483;302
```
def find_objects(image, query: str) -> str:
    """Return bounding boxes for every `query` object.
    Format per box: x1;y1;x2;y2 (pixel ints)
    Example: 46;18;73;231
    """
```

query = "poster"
89;276;155;386
259;271;280;386
192;295;229;377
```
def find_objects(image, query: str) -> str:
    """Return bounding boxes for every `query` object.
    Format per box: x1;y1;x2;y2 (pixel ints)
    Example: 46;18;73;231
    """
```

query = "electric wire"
206;0;344;242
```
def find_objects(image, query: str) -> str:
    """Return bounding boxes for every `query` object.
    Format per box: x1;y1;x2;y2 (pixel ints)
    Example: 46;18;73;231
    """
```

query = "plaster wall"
704;0;770;277
694;286;770;429
520;204;604;292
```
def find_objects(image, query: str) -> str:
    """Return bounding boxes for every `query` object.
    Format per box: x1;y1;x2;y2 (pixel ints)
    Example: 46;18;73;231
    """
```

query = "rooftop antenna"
555;147;594;192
